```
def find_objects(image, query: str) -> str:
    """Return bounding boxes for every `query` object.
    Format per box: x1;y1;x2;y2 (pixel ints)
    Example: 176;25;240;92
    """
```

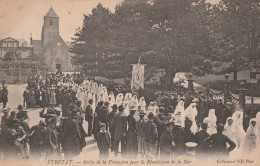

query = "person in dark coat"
99;102;109;130
62;109;81;159
107;104;117;151
136;110;146;157
85;99;94;136
111;105;127;157
159;121;175;159
35;87;41;108
143;112;158;159
2;118;26;159
194;119;210;158
29;120;47;159
0;86;2;104
93;102;104;140
126;109;138;158
41;90;48;108
203;123;236;158
45;117;58;159
154;107;166;156
2;85;8;109
62;92;72;117
197;96;210;126
23;87;30;108
174;118;195;156
1;108;9;127
97;123;111;159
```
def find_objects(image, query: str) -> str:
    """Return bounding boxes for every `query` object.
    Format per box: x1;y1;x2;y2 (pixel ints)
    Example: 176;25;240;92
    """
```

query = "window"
50;20;53;26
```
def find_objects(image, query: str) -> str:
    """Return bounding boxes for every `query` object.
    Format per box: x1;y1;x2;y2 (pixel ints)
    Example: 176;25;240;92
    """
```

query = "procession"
0;70;259;162
1;0;260;165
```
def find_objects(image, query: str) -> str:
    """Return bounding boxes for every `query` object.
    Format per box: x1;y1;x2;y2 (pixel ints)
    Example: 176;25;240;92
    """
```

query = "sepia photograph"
0;0;259;165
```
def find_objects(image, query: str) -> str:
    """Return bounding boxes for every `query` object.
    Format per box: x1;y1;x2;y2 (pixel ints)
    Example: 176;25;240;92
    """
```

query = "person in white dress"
207;109;217;135
232;111;245;148
138;97;146;113
256;112;260;144
242;118;258;153
223;117;236;142
173;99;185;127
184;102;198;133
115;93;124;107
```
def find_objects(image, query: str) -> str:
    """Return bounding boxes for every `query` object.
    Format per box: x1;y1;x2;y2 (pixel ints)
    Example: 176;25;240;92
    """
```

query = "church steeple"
45;7;58;18
42;7;59;46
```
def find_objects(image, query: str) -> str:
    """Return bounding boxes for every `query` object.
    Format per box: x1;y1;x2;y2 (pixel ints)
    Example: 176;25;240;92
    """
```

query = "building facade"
31;7;76;72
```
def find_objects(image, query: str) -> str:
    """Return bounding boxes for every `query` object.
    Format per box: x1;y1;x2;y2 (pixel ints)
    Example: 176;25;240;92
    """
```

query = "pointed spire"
45;7;58;17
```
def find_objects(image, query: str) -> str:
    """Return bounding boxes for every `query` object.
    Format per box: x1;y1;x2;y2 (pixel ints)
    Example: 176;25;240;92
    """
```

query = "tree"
213;0;260;80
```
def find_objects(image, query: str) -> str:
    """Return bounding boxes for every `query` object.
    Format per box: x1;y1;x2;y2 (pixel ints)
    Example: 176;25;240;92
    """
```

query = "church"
31;7;76;72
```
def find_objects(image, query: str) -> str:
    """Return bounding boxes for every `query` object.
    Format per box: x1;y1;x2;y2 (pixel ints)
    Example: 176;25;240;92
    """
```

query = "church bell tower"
42;7;59;46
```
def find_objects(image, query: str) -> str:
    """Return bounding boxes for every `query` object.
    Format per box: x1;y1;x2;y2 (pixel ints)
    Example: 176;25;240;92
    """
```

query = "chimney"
30;32;32;45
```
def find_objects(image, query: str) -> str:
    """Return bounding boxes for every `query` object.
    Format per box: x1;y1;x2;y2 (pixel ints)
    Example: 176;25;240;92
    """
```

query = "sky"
0;0;220;43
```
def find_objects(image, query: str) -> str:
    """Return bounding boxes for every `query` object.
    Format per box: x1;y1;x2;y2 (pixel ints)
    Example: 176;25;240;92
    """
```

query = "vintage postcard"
0;0;259;165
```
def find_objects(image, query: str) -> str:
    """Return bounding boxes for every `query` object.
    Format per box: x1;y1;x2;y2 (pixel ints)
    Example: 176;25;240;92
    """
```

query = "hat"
17;105;23;110
104;101;109;106
185;142;197;150
12;118;20;123
192;98;199;103
3;109;10;113
148;112;154;119
39;120;47;126
77;100;82;104
111;104;117;109
70;109;78;115
49;117;57;124
118;105;125;112
11;111;16;116
139;110;146;115
72;96;78;101
100;123;106;128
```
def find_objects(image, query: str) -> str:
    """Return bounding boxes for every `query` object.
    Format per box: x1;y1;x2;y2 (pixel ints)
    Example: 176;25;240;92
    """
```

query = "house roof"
45;7;58;17
0;37;18;42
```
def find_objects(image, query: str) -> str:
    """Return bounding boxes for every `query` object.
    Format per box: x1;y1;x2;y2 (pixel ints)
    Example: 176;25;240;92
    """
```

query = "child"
97;123;111;159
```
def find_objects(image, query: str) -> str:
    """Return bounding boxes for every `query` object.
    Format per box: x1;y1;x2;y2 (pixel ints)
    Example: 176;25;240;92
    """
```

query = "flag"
131;64;145;90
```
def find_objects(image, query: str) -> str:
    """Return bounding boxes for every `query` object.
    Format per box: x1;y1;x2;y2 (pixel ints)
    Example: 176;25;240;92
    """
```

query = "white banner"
131;64;145;90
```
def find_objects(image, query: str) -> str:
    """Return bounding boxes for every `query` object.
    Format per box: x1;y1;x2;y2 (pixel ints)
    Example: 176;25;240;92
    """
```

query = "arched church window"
50;20;53;26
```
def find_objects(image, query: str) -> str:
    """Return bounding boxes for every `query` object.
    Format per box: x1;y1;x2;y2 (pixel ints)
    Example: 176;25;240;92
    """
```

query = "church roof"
32;40;43;51
45;7;58;17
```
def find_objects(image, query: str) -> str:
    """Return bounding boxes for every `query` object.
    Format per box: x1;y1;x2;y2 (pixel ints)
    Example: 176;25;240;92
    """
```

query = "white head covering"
116;93;124;106
223;117;235;142
185;103;198;133
138;97;146;112
232;111;245;147
242;118;258;152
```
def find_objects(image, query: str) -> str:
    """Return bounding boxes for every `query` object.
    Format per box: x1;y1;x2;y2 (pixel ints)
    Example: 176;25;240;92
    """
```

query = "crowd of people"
0;72;259;161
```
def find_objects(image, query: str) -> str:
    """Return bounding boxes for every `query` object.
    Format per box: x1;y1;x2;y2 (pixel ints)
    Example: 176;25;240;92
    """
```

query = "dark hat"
100;123;106;128
39;120;47;126
17;105;23;110
165;121;175;127
3;108;10;113
49;117;57;124
139;110;146;115
11;111;16;116
70;109;78;115
104;101;109;106
99;101;104;105
118;105;125;112
111;104;117;109
88;99;93;103
77;100;82;104
12;118;20;123
159;106;165;112
148;112;154;119
72;96;78;101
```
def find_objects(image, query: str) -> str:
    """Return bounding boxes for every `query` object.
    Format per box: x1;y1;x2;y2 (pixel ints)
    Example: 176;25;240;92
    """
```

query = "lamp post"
187;72;194;92
223;73;231;105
